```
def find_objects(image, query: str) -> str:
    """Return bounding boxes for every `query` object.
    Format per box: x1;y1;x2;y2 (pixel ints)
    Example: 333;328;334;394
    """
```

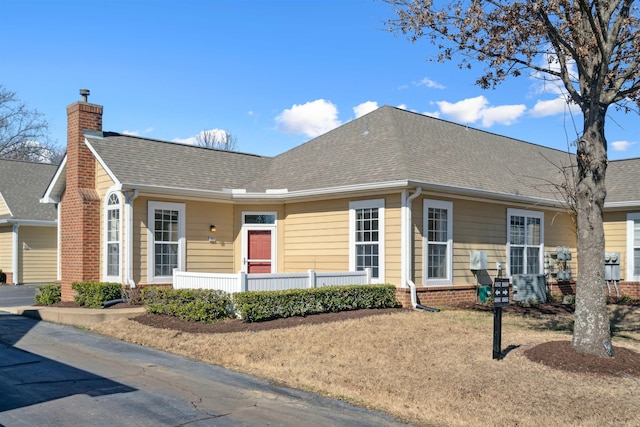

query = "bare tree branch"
0;85;62;163
195;129;238;151
384;0;640;357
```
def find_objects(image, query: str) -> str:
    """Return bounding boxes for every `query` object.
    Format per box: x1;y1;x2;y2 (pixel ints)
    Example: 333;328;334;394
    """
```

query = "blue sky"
1;0;638;160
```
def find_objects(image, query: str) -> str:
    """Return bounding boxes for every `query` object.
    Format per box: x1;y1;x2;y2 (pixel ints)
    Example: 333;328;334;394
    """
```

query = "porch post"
239;271;248;293
308;269;316;288
12;224;19;285
365;268;372;284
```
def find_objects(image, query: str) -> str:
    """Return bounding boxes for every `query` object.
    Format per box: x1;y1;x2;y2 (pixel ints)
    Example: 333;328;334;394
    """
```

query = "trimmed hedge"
72;282;122;308
233;284;398;322
34;284;61;305
142;287;234;323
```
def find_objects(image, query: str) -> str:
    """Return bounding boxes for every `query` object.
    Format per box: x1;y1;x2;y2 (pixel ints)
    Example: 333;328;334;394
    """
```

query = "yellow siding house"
43;92;640;303
0;159;58;285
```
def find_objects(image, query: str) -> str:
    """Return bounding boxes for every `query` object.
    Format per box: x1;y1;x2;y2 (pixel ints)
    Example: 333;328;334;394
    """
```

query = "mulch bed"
45;301;640;378
524;340;640;377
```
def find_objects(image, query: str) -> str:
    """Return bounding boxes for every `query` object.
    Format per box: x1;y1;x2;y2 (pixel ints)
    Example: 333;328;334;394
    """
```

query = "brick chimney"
60;89;103;301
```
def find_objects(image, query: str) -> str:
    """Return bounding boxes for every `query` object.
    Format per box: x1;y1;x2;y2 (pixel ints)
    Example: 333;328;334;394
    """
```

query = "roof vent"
79;88;90;102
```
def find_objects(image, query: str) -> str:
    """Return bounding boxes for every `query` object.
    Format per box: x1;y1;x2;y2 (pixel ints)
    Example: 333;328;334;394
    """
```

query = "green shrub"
546;289;560;303
72;282;122;308
142;287;233;323
34;284;61;305
233;284;398;322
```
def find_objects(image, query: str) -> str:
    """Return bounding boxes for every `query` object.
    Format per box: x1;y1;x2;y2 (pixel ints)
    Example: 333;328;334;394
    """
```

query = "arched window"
106;193;121;280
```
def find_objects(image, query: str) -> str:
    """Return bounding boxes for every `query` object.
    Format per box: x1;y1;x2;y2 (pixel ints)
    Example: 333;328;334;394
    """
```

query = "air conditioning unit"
512;274;547;303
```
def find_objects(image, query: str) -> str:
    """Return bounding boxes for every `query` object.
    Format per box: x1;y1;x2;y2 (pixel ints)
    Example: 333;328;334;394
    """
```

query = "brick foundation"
548;280;639;300
609;281;640;299
2;272;13;285
396;285;477;308
396;281;639;307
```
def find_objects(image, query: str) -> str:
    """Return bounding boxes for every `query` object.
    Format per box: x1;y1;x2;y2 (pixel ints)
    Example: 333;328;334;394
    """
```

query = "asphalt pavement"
0;283;38;307
0;286;410;427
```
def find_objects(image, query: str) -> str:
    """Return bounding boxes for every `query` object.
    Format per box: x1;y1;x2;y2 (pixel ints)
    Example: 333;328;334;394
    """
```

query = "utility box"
470;251;488;270
512;274;547;303
604;252;621;281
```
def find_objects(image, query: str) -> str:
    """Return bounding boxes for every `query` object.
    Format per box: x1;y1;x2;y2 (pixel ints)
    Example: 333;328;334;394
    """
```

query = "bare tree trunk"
572;113;612;358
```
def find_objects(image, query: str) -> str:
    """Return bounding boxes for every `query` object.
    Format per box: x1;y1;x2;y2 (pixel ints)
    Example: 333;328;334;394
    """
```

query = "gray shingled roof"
0;159;58;221
86;132;272;192
606;159;640;204
84;106;638;205
255;106;579;201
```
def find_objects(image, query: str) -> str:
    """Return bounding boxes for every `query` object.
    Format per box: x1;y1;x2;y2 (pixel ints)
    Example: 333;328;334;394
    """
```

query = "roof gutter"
604;201;640;210
406;181;566;209
0;219;57;227
118;179;576;208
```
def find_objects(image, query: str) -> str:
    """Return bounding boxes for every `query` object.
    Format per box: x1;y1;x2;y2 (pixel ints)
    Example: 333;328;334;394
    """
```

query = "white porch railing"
173;269;373;293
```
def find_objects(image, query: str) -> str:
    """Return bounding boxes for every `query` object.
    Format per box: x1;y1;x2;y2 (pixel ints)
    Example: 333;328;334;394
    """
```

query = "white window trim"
423;199;453;286
507;208;544;277
147;201;186;284
349;199;385;284
103;191;122;283
241;211;277;273
627;212;640;281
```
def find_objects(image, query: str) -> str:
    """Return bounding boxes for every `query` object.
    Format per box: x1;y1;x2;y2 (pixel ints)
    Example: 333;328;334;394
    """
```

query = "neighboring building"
0;158;58;285
42;91;640;303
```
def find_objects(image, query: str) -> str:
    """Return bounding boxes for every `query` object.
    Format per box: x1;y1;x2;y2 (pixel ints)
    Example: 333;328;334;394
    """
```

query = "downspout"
56;203;61;282
403;188;440;312
12;224;19;285
124;190;139;289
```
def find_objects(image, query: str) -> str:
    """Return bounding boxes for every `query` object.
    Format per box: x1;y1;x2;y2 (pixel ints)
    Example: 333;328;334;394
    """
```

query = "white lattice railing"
173;269;372;293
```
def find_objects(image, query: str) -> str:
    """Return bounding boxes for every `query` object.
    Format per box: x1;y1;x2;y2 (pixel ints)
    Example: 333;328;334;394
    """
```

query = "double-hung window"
104;193;121;281
628;213;640;281
424;199;453;285
148;201;185;283
349;199;385;283
507;209;543;276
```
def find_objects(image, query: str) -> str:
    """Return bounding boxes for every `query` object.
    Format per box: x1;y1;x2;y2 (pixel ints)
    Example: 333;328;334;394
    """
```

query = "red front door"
247;230;272;273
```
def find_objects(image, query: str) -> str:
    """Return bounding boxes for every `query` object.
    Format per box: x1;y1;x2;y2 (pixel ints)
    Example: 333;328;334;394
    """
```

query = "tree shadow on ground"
0;313;136;412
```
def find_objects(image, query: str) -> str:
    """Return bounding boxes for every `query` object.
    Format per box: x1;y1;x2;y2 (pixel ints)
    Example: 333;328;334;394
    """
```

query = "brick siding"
396;280;639;308
60;102;103;301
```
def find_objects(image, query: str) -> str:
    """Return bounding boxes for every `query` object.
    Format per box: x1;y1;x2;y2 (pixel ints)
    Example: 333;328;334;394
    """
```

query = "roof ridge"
86;131;271;159
0;157;59;167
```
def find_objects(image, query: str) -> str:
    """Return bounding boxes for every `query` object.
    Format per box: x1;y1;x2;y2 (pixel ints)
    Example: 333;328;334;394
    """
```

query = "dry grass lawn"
92;306;640;427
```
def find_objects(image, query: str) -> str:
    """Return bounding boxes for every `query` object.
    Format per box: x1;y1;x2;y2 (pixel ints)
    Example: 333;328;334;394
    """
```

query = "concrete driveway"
0;294;409;426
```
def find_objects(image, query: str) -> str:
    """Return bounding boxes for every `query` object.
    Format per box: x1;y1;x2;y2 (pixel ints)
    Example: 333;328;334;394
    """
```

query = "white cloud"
436;96;488;123
122;127;153;136
172;135;197;145
527;49;582;120
530;97;569;117
353;101;379;118
396;104;407;110
481;104;527;127
611;140;635;151
275;99;341;137
173;128;227;146
417;77;446;90
435;96;525;127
